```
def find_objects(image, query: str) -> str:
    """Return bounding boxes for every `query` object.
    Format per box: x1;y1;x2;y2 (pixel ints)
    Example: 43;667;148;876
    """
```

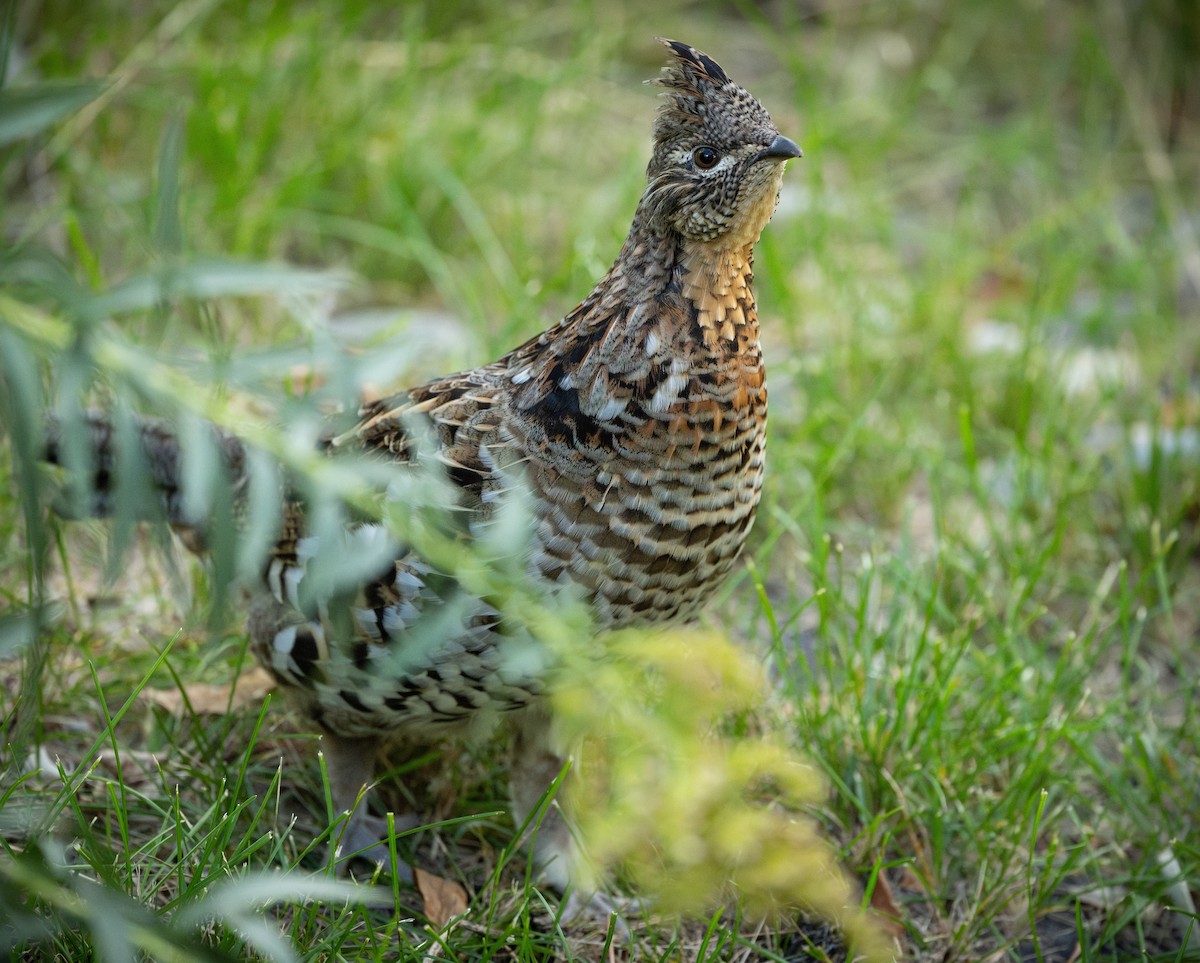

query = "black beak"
754;134;803;163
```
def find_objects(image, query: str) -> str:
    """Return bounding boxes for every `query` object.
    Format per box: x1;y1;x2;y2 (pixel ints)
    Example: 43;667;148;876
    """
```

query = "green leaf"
0;82;102;146
0;612;35;659
154;113;185;255
0;326;48;575
83;258;352;320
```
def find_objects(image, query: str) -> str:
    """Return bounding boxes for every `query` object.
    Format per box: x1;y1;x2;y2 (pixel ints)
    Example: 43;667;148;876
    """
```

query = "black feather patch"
660;39;729;84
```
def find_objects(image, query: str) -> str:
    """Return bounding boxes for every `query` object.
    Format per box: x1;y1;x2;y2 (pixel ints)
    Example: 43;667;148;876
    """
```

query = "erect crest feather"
655;37;730;91
657;37;729;88
650;38;736;140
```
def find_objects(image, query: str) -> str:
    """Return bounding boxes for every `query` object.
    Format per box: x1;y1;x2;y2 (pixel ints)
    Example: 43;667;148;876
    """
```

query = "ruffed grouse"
48;39;801;913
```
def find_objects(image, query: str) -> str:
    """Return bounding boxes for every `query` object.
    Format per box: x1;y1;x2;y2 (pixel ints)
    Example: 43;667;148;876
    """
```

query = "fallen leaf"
867;871;907;939
415;867;469;927
143;665;275;714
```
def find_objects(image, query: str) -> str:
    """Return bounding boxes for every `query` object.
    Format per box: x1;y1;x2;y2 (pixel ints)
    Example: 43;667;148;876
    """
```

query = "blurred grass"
3;0;1200;959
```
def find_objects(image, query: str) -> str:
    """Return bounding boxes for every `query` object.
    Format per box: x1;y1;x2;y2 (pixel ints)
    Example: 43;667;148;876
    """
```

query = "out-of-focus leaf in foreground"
0;82;102;145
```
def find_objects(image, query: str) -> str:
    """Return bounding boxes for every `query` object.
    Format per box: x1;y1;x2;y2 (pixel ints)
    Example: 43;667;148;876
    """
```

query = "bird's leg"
323;732;415;883
509;703;576;891
509;703;638;925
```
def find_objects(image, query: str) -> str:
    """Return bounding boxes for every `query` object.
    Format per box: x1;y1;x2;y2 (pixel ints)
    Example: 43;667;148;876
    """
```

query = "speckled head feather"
641;39;797;244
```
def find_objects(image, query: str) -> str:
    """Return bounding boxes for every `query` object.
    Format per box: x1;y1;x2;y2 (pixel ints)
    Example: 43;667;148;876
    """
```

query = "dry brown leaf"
867;871;908;940
143;666;275;715
414;867;469;927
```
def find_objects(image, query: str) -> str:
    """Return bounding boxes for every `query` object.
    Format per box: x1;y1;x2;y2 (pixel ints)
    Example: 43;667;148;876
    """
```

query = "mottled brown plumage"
51;39;801;916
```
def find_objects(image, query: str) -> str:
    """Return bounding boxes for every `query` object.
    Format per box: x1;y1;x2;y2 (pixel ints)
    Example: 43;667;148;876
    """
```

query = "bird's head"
639;39;801;249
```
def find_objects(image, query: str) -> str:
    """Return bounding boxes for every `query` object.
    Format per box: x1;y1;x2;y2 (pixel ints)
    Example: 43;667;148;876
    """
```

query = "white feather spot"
596;397;627;421
649;374;686;412
649;359;690;413
393;568;424;593
382;603;420;633
284;565;305;608
267;560;285;603
272;625;297;654
352;523;387;546
354;608;382;640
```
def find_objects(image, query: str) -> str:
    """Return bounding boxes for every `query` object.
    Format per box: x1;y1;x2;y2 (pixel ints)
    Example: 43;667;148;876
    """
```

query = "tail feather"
44;410;248;546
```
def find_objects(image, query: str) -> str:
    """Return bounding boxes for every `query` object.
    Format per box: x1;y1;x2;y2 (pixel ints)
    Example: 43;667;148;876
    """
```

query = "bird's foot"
557;888;646;937
331;809;420;883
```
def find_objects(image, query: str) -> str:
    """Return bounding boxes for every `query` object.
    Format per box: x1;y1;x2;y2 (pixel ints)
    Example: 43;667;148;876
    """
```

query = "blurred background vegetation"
2;0;1198;960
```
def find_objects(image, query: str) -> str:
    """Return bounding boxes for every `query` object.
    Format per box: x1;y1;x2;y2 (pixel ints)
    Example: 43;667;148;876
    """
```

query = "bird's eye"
693;146;720;170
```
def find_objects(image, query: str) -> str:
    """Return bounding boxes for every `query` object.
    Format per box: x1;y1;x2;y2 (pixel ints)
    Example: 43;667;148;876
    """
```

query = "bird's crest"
655;38;730;91
648;37;774;151
652;38;731;128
